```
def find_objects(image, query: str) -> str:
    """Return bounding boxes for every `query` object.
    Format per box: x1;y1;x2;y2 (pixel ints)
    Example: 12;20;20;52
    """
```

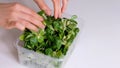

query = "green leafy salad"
19;10;80;58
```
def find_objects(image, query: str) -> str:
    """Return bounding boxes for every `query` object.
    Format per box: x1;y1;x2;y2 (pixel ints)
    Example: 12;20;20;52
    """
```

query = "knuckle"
12;2;20;7
22;22;30;27
6;19;18;29
14;22;18;26
10;21;17;26
29;11;35;16
9;11;16;17
5;26;10;29
10;2;20;10
28;17;34;22
24;22;29;26
4;25;9;29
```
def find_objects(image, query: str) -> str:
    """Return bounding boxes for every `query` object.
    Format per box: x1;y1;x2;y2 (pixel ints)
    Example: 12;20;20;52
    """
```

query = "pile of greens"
19;10;79;58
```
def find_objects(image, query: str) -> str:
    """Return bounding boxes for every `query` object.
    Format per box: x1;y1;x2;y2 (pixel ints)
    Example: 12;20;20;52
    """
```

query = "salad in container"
15;10;80;68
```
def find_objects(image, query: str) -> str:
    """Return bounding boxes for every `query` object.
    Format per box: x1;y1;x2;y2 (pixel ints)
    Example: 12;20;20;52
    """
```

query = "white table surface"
0;0;120;68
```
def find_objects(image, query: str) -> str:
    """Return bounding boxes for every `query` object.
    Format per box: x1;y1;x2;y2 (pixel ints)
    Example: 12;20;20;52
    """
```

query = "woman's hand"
34;0;68;19
0;3;45;31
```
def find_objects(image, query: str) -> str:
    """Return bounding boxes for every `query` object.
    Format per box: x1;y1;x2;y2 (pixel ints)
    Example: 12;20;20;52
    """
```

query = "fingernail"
55;17;57;19
59;16;61;18
21;27;25;31
34;28;39;32
41;24;45;29
59;13;62;18
55;15;58;19
43;25;45;29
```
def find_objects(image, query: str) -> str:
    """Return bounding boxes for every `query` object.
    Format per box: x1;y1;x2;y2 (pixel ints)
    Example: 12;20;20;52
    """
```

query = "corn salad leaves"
19;10;80;58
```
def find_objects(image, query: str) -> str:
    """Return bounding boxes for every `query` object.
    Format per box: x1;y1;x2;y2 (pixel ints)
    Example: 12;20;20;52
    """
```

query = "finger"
16;11;45;29
13;3;44;21
34;0;51;16
52;0;60;19
58;2;62;18
61;0;68;13
5;20;25;31
15;22;25;31
5;20;17;29
20;20;39;32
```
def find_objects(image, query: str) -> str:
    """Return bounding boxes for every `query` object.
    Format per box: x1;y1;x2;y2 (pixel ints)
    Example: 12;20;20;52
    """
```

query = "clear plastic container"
16;40;64;68
15;14;81;68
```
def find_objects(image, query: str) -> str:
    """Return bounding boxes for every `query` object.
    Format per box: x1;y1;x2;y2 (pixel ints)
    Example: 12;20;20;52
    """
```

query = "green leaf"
39;29;45;35
56;39;62;50
37;10;47;19
19;10;79;58
42;21;46;25
19;34;24;41
30;37;38;45
38;36;44;43
63;46;68;55
45;48;53;55
71;15;77;20
52;51;63;58
53;21;60;31
25;34;33;39
37;10;44;16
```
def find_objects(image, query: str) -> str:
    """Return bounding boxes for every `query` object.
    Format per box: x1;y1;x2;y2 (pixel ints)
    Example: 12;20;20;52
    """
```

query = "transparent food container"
15;14;81;68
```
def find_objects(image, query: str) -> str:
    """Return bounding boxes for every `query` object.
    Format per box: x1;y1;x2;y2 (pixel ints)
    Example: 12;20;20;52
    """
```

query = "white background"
0;0;120;68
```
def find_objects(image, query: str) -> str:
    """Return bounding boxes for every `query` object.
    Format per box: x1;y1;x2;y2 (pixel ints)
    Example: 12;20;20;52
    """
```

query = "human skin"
34;0;68;19
0;3;45;31
0;0;68;31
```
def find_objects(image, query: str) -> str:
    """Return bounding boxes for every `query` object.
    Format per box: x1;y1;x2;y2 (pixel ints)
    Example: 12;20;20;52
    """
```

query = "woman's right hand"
0;3;45;31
